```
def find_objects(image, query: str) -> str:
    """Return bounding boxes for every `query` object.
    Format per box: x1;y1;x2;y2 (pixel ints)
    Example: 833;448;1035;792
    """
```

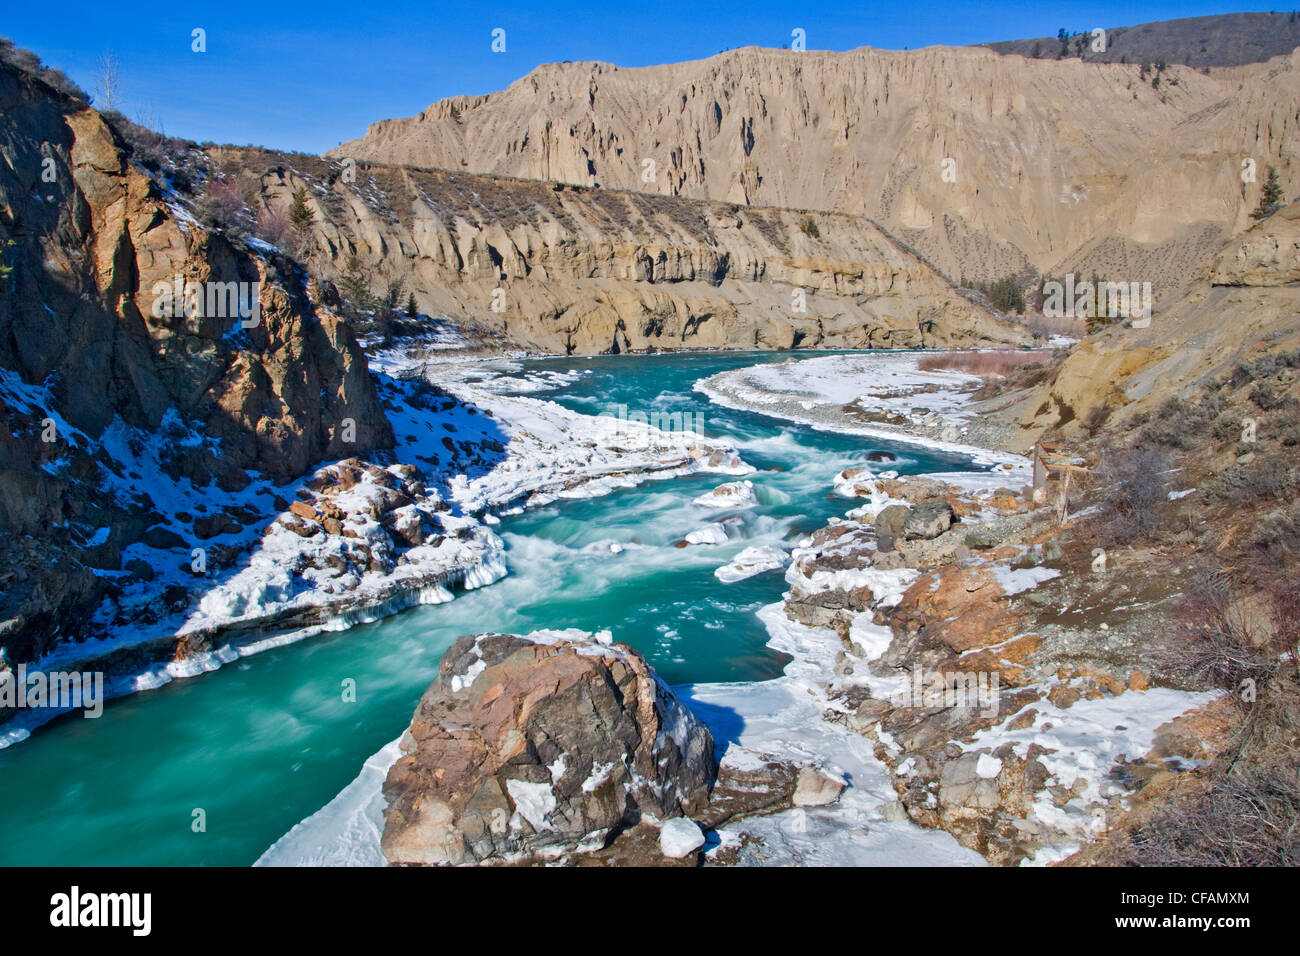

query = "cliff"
329;44;1300;295
0;59;392;664
215;151;1031;354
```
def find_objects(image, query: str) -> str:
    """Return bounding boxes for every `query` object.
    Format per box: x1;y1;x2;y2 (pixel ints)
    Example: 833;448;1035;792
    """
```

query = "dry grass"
1115;765;1300;866
916;350;1049;376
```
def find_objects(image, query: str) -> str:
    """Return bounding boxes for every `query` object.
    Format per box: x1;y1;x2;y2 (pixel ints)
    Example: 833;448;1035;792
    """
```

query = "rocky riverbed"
705;351;1229;864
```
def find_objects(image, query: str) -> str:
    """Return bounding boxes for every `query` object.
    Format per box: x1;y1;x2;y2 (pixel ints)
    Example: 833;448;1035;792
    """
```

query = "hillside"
984;198;1300;452
984;11;1300;67
0;57;391;666
328;43;1300;295
211;149;1030;354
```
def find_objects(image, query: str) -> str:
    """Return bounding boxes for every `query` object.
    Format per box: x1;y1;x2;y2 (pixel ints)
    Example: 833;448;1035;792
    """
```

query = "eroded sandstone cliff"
330;44;1300;295
216;150;1030;354
0;60;392;664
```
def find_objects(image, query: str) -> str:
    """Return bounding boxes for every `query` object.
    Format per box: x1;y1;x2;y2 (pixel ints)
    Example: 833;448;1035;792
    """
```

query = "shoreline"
1;353;751;749
258;350;1036;866
698;351;1222;864
694;351;1032;465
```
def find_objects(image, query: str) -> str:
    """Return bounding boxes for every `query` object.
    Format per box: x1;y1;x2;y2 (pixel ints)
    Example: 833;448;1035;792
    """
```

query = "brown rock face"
0;62;393;663
1006;197;1300;453
381;631;717;865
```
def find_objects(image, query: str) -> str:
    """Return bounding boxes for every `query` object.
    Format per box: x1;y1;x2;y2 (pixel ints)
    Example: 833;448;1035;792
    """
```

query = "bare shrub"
198;177;252;236
1116;766;1300;866
1021;311;1085;339
916;350;1047;376
1157;566;1282;694
1250;380;1285;410
256;206;290;247
1206;453;1297;503
1140;392;1225;450
1094;443;1170;543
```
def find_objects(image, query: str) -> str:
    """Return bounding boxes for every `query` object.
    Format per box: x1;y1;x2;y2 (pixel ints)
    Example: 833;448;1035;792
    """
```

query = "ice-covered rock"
685;525;728;546
693;479;757;509
792;766;847;807
714;545;789;584
380;630;717;865
658;817;706;858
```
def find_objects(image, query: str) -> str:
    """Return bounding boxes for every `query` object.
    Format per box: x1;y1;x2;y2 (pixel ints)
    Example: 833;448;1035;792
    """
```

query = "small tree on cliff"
1252;166;1284;220
338;255;373;315
288;187;314;253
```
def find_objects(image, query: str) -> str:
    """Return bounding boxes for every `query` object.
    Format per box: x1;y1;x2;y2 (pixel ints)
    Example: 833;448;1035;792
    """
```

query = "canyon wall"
221;152;1030;354
0;62;392;662
330;44;1300;294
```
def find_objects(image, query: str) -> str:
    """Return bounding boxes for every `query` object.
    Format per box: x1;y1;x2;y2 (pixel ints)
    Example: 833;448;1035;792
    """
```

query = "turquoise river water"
0;351;982;865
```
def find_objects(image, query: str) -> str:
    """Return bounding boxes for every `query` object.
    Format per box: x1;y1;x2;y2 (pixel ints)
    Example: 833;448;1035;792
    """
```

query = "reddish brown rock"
381;631;717;866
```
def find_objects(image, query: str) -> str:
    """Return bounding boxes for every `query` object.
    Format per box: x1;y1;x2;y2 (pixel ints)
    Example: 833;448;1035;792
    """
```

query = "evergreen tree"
1252;166;1284;219
288;187;314;241
338;255;373;313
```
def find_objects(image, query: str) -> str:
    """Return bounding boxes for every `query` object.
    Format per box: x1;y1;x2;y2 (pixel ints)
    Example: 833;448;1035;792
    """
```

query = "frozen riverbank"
2;352;748;748
696;350;1035;462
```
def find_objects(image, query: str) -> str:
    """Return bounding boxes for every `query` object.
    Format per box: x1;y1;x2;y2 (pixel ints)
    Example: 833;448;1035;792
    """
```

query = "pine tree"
406;292;418;317
338;255;373;313
1252;166;1284;219
288;187;314;239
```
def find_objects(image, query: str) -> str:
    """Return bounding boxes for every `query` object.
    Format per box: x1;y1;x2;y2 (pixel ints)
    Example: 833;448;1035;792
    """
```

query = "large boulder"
381;630;717;865
874;504;910;538
903;499;955;540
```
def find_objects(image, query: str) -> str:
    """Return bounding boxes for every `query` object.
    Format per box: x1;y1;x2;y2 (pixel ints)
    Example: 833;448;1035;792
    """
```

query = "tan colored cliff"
330;45;1300;294
220;153;1031;353
986;201;1300;451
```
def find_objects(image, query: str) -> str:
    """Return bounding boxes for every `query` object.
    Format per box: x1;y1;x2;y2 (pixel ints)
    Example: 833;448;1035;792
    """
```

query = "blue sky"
2;2;1276;153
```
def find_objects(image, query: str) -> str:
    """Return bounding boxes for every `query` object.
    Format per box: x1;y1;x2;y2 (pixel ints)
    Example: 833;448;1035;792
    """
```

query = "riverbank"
701;350;1227;864
258;350;1046;866
1;349;749;748
696;350;1030;460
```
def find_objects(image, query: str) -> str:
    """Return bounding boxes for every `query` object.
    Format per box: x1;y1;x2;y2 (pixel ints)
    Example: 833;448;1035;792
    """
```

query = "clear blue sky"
2;2;1277;154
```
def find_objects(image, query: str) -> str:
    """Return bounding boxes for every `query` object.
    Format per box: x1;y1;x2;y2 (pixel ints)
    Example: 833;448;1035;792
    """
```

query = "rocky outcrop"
381;630;717;865
0;61;392;665
998;200;1300;453
215;152;1030;355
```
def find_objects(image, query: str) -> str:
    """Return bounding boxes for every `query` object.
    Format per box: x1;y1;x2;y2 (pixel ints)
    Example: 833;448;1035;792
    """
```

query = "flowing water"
0;351;982;865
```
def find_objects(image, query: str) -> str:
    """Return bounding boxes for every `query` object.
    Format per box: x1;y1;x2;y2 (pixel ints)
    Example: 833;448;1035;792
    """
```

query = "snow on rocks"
696;351;1034;470
714;545;790;583
990;565;1061;596
13;350;754;730
373;352;753;516
659;817;706;858
685;525;729;546
693;479;758;509
378;629;717;865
